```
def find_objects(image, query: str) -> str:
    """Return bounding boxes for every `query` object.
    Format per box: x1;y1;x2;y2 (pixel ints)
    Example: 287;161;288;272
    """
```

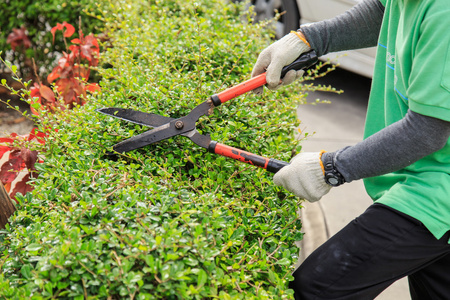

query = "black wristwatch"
322;153;345;187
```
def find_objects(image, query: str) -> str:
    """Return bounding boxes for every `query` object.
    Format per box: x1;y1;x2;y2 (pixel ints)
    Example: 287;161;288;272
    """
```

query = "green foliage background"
0;0;312;298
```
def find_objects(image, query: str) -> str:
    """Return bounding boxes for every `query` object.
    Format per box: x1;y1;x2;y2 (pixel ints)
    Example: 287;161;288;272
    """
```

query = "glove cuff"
290;30;311;48
318;149;327;175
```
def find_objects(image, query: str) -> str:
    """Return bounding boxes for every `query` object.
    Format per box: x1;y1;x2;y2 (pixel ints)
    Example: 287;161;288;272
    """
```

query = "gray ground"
0;93;35;137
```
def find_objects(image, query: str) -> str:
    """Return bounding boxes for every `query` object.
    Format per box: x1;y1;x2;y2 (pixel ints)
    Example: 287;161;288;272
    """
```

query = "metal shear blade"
96;108;174;128
97;102;213;153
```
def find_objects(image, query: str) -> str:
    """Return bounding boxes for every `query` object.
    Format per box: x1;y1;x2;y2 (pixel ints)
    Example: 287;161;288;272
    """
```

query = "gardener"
251;0;450;299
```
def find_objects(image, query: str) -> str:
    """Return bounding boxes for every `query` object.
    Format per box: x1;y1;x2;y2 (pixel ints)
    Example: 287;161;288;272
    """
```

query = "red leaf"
0;146;10;158
48;53;77;83
0;148;11;172
30;83;57;115
55;78;72;96
47;69;60;83
73;65;90;80
0;137;14;144
0;150;23;183
39;85;56;103
51;22;75;43
62;23;76;37
79;34;100;66
9;172;35;201
28;129;47;145
68;46;80;58
86;83;101;93
55;78;86;106
58;53;71;68
30;82;41;99
0;129;44;201
7;26;31;50
21;148;38;171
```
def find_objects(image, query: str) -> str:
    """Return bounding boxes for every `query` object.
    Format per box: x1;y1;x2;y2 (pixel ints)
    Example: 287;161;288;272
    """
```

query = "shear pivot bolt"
175;121;184;129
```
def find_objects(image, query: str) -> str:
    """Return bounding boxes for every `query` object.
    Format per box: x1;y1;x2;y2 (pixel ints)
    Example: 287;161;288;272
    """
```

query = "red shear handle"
208;141;289;173
211;74;267;104
210;50;318;106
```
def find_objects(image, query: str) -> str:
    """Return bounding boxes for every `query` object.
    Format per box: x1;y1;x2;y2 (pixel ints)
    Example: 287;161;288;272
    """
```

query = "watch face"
328;177;339;186
325;173;341;186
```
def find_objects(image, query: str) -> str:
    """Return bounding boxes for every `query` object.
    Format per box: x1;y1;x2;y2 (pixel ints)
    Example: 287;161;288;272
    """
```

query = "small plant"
29;21;100;113
6;26;32;52
46;21;100;108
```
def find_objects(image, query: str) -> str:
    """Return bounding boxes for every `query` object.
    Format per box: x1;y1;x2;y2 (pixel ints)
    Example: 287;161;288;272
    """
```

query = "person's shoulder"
416;0;450;27
424;0;450;12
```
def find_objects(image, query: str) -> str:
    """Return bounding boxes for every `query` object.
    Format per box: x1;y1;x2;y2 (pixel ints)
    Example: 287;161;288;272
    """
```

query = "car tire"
235;0;300;39
277;0;300;38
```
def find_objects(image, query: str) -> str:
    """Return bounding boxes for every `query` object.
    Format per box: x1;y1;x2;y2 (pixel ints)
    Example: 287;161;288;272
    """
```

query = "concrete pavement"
294;68;411;300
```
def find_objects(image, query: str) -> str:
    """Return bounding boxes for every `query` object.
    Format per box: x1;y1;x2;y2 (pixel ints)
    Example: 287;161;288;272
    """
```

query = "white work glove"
251;31;311;94
273;152;331;202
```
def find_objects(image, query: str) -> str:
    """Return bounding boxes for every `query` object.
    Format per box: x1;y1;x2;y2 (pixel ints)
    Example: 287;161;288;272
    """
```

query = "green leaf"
20;265;32;279
276;258;291;266
25;243;42;252
197;269;207;287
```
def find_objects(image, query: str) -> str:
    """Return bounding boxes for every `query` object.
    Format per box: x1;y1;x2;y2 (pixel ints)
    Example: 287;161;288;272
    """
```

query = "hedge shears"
97;51;318;173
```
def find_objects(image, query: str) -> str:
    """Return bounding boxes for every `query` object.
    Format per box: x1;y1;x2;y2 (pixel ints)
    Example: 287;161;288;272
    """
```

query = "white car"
244;0;376;78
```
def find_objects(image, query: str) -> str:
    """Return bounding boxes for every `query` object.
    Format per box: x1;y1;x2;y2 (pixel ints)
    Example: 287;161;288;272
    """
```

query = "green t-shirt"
364;0;450;241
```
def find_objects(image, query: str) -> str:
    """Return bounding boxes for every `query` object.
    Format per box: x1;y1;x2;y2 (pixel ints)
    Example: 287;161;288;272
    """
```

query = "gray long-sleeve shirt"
300;0;450;182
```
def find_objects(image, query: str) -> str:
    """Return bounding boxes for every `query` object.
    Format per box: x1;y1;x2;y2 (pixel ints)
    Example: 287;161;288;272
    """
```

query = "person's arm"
326;110;450;182
273;111;450;202
251;0;385;91
300;0;385;57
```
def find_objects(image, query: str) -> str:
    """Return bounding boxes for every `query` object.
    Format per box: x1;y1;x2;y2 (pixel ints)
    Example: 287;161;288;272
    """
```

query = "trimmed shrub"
0;0;336;298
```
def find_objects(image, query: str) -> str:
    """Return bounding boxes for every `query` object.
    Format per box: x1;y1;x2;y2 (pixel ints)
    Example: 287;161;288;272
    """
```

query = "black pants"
290;203;450;300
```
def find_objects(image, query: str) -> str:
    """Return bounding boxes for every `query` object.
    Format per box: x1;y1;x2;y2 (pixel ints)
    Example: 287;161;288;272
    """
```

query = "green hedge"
0;0;309;298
